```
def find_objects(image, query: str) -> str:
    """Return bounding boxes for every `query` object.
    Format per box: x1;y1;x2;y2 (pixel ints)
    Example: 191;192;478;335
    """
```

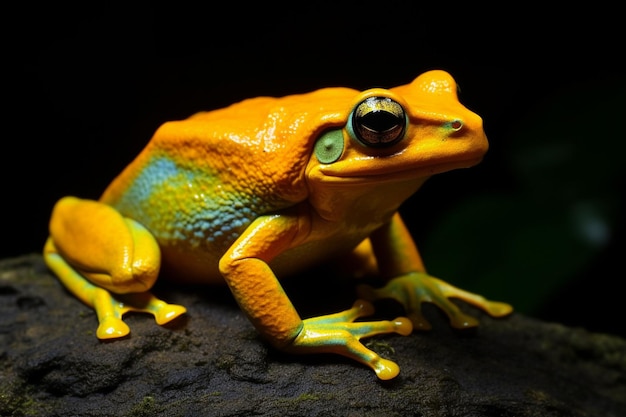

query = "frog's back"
98;87;356;281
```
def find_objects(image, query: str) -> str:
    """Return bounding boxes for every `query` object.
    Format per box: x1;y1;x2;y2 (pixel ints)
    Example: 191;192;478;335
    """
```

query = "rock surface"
1;254;625;417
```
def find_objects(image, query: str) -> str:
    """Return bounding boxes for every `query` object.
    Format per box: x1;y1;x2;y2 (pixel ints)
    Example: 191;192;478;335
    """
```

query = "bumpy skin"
44;70;512;380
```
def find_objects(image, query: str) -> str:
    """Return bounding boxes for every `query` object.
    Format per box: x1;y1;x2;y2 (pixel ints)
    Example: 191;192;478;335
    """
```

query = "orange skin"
44;70;512;380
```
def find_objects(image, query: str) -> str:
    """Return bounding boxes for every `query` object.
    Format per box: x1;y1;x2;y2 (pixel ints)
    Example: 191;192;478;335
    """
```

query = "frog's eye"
348;97;407;148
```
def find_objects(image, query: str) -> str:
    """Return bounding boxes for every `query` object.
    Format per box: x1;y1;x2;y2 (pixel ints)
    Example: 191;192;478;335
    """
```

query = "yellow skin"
44;70;512;380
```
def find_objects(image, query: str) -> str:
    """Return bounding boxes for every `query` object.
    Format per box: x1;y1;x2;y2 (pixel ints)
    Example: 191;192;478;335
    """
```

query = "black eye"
350;97;407;147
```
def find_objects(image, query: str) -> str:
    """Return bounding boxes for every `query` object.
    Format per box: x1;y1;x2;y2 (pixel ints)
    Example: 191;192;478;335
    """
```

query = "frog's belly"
158;234;364;285
158;244;224;284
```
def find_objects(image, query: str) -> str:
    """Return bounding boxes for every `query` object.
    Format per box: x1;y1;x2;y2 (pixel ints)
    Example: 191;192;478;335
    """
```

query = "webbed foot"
93;288;187;339
357;272;512;331
286;300;412;380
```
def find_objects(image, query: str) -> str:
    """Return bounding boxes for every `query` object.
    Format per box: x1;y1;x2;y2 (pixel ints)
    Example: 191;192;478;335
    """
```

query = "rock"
1;254;625;417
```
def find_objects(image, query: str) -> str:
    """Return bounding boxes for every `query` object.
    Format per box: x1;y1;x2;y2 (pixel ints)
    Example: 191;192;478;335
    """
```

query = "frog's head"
308;70;487;184
305;70;488;219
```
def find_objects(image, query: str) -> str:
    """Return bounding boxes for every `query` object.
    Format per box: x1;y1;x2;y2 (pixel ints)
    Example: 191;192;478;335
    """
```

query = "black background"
4;4;624;337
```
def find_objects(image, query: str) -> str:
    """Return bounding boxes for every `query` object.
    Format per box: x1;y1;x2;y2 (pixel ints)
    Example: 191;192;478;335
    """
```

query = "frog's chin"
315;156;484;184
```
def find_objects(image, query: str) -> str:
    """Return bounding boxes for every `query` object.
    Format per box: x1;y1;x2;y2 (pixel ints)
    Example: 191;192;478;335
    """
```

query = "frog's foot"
94;289;187;340
357;272;513;331
286;300;412;380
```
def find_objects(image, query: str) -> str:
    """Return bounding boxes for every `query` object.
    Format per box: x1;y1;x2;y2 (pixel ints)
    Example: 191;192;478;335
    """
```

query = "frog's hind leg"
44;244;131;339
43;196;186;339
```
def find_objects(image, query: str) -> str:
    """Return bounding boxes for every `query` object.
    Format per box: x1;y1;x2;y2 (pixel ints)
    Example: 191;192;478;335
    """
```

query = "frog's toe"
304;299;375;326
447;311;480;329
348;340;403;380
347;299;375;321
97;317;130;339
372;357;400;380
347;316;413;339
393;317;413;336
483;300;514;317
117;292;188;327
406;311;432;331
153;303;187;325
432;276;513;319
340;337;402;380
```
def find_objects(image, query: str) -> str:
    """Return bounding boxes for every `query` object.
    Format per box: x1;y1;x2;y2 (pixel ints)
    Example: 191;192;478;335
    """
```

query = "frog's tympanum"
44;70;512;380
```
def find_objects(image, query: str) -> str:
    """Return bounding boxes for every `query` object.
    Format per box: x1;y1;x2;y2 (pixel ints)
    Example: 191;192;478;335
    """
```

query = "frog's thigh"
46;196;160;294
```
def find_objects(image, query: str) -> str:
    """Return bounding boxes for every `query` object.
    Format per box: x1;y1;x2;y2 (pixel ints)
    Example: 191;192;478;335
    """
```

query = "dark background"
5;4;624;337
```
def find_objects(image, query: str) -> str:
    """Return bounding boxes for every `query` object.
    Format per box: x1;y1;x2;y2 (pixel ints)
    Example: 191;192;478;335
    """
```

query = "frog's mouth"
315;151;485;185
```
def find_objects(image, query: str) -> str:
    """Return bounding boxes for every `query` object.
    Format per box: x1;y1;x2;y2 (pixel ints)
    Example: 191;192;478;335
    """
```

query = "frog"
43;70;513;380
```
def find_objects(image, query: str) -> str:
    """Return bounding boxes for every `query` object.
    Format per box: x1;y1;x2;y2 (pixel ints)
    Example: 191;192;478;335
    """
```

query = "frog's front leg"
43;196;186;339
219;212;412;380
357;213;513;330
